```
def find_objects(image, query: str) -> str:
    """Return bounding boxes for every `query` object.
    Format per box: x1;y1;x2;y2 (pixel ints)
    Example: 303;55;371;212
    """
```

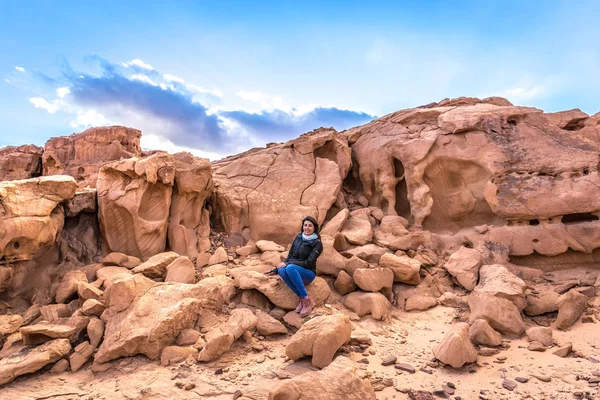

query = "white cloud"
130;74;157;86
70;109;111;128
15;66;25;72
189;84;223;98
122;59;154;70
141;133;224;160
236;90;290;112
163;74;185;84
29;97;62;114
502;85;546;101
56;87;70;98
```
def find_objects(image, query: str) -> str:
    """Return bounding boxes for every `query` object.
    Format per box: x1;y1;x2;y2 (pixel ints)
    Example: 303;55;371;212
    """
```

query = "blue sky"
1;1;599;159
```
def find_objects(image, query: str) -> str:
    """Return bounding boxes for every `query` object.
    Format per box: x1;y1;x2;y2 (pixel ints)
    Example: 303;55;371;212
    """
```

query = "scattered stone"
515;377;529;383
552;342;573;357
528;341;546;352
526;326;553;347
469;319;502;347
381;355;397;366
49;359;69;374
395;363;416;373
433;323;477;368
502;379;517;391
531;373;552;382
556;290;588;330
70;341;95;372
478;347;500;357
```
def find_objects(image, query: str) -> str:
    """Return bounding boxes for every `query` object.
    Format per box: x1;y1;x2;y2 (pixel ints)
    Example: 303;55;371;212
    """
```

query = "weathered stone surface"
552;342;572;357
235;271;330;310
164;256;195;284
524;291;560;316
132;251;180;279
0;338;71;386
373;216;409;248
0;315;24;336
49;359;69;374
438;292;468;308
77;281;103;301
256;240;286;252
40;303;75;321
443;246;482;290
474;264;526;310
341;208;373;245
344;292;390;320
69;340;94;372
101;252;141;269
405;294;437;311
81;299;106;317
0;144;43;181
268;356;376;399
0;176;78;270
212;128;351;244
334;270;356;295
208;247;228;266
321;208;350;237
20;316;89;345
42;126;141;188
87;317;104;348
176;328;201;346
160;345;198;366
526;327;553;347
55;270;88;303
286;314;352;368
65;188;97;217
353;267;393;295
469;319;502;347
433;323;477;368
556;290;588;330
316;235;348;276
256;309;288;336
198;308;258;361
468;292;525;337
379;253;421;285
95;266;132;289
97;152;175;259
343;244;389;264
95;273;234;363
167;152;213;258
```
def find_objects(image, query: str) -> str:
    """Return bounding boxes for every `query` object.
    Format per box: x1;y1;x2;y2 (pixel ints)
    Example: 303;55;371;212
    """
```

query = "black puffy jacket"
284;234;323;273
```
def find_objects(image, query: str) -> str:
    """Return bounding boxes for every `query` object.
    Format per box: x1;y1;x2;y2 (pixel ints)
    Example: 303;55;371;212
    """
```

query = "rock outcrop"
97;153;175;259
42;126;141;188
0;144;43;181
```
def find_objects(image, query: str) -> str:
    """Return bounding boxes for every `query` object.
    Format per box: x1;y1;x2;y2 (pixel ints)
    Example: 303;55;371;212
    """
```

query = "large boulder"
0;144;43;181
97;152;175;260
433;323;477;368
235;271;330;310
524;291;560;316
131;251;180;279
469;319;502;347
197;308;258;362
0;339;71;386
373;215;409;248
0;176;78;269
321;208;350;237
468;292;525;337
167;152;213;258
556;290;588;330
474;264;526;310
286;314;351;368
42;126;141;188
341;208;373;245
378;253;421;285
316;235;348;276
268;356;376;400
19;316;89;345
443;246;482;290
212;128;351;244
95;273;234;363
343;292;390;320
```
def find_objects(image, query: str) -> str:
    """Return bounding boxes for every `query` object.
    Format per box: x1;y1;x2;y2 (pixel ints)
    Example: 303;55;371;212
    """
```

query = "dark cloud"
35;57;376;154
220;107;375;142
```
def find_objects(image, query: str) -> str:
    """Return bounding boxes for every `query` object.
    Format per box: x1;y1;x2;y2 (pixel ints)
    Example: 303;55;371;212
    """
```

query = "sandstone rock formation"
268;356;376;400
433;322;477;368
212;128;351;243
0;145;43;181
42;126;141;188
167;152;213;258
286;314;351;368
97;152;175;259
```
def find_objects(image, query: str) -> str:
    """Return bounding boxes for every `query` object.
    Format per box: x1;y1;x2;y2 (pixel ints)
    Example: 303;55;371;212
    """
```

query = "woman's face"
303;220;315;235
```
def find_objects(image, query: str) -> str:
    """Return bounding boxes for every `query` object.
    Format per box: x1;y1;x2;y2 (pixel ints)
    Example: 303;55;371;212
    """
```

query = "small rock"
552;342;573;357
502;379;517;391
395;363;416;373
531;373;552;382
184;383;195;390
515;376;529;383
582;316;595;323
382;355;397;366
528;341;546;352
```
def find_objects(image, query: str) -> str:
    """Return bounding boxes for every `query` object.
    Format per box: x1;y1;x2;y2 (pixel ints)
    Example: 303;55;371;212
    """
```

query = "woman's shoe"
299;296;314;317
294;297;303;313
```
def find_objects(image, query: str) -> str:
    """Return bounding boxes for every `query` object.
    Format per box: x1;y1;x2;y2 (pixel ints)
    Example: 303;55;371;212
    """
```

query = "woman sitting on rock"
266;216;323;317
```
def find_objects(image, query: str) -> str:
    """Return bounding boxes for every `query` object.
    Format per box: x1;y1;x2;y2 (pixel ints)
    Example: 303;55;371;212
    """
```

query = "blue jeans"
277;264;316;298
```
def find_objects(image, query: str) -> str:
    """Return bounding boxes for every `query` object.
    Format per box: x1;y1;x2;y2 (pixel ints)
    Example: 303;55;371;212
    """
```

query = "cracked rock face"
42;126;141;189
344;98;600;264
97;152;175;260
0;145;43;181
212;128;351;243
